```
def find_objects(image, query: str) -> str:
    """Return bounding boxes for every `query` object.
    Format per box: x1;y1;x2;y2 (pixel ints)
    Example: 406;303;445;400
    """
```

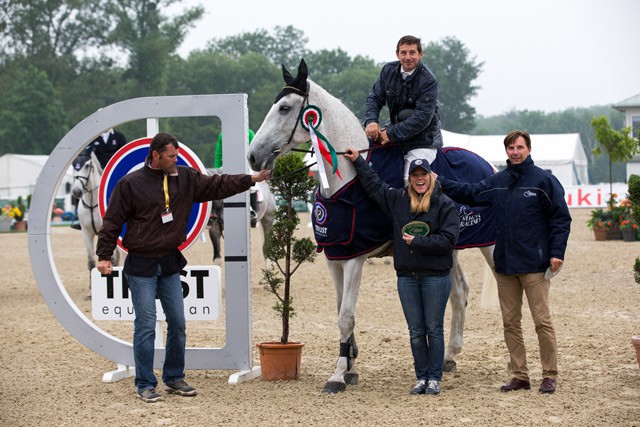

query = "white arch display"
28;95;257;378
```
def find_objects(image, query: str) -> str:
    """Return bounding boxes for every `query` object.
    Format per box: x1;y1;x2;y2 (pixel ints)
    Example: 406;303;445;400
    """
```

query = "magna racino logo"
523;190;538;197
458;206;482;230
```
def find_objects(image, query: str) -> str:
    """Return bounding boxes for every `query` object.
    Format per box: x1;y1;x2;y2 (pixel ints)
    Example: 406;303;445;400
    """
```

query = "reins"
269;145;388;183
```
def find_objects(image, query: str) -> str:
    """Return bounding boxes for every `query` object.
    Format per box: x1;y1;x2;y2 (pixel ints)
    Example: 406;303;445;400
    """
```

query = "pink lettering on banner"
564;184;628;208
577;189;592;206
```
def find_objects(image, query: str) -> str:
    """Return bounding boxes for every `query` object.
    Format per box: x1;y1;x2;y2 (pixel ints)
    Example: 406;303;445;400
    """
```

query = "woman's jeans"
397;274;451;381
127;265;186;392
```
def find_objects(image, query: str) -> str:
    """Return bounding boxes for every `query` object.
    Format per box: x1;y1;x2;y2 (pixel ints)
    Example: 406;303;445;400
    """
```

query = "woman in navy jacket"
345;149;459;396
438;130;571;395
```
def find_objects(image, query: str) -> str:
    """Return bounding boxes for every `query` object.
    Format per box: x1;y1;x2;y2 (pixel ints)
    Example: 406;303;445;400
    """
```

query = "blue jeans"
397;274;451;381
127;265;186;392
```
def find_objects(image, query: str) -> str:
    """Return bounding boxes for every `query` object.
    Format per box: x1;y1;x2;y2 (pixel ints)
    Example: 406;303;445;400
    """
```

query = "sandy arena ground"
1;208;639;426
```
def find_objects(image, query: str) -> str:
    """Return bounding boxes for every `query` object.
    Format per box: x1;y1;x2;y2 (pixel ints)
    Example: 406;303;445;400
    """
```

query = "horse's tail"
479;265;499;310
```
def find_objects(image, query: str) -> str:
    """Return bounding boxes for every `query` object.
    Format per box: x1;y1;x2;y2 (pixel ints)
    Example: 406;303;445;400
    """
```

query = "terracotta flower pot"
632;336;640;370
257;341;304;381
12;220;27;232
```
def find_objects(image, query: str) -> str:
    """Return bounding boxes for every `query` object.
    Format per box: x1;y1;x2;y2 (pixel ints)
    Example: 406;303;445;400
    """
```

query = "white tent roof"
0;154;74;199
442;130;589;187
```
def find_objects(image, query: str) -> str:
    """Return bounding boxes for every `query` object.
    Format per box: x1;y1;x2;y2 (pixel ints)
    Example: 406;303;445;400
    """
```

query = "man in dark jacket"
82;128;127;169
96;132;270;403
437;130;571;395
364;35;442;181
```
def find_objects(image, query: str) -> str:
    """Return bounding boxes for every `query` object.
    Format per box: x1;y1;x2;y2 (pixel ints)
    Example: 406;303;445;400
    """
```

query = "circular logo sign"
313;201;328;225
402;221;430;237
99;137;211;253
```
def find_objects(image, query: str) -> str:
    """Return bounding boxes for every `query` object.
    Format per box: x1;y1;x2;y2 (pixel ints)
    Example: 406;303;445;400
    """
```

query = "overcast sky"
171;0;640;117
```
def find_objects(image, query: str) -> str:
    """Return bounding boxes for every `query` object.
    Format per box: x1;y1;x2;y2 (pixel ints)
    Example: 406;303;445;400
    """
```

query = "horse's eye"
278;105;291;113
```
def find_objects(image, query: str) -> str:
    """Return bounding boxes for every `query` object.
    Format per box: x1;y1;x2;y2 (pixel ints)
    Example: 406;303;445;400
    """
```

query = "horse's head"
248;59;311;171
71;152;102;199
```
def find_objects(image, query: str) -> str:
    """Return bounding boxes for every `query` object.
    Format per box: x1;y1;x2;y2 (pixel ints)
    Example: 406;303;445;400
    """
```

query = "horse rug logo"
457;205;483;230
523;190;538;197
313;202;328;238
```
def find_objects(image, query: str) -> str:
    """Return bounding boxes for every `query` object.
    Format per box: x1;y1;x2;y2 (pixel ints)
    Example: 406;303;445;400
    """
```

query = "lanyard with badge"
161;173;173;223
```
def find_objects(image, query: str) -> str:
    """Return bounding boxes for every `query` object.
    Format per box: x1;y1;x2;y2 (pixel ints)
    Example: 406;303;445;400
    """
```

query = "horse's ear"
298;59;308;80
275;59;309;103
282;64;294;84
90;151;103;174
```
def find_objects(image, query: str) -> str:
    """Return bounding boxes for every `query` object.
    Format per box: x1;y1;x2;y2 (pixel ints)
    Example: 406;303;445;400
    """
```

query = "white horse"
71;152;119;290
206;168;276;267
248;60;496;393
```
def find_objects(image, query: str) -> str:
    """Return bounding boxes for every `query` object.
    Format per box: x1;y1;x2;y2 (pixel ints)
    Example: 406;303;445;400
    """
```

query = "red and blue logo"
99;137;211;253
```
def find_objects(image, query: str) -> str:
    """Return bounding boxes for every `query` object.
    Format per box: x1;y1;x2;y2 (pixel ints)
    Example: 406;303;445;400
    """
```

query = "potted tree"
257;154;317;380
590;116;638;204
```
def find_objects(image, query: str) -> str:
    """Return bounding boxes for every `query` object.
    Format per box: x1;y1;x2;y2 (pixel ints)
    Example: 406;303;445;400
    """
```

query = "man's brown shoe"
500;378;531;392
539;378;556;394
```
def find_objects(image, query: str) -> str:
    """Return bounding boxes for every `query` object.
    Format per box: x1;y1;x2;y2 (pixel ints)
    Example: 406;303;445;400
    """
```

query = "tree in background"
207;25;308;71
305;49;378;119
105;0;204;97
591;115;638;197
0;64;67;154
164;52;281;161
424;37;483;133
0;0;108;85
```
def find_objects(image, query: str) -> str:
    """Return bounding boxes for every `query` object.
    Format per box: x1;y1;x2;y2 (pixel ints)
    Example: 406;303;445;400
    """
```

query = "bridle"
268;88;385;182
73;159;100;234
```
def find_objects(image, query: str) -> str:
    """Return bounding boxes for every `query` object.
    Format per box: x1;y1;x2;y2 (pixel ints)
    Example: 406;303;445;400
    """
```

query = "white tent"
442;130;589;188
0;154;74;201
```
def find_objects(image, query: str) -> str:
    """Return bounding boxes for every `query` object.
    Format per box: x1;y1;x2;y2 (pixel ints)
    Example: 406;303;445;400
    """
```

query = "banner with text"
564;183;629;208
91;266;221;321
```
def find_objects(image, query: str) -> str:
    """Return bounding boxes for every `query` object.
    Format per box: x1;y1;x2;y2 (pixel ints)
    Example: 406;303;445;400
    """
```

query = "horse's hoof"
443;360;457;372
344;373;359;385
322;381;346;394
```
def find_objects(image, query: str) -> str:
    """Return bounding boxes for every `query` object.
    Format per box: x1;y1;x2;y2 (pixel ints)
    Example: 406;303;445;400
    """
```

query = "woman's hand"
402;232;414;245
343;148;359;162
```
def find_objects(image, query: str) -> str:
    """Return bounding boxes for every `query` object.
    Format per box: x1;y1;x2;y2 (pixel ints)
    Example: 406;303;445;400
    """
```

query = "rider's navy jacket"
353;157;459;277
439;156;571;275
364;61;442;152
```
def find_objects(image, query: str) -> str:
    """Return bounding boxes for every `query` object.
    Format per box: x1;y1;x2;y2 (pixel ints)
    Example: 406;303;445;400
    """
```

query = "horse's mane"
307;80;369;152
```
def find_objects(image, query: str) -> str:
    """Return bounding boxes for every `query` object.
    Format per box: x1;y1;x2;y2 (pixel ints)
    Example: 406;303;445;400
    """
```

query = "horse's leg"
445;250;469;372
259;203;274;271
322;256;365;393
82;230;96;300
478;245;499;309
209;223;222;265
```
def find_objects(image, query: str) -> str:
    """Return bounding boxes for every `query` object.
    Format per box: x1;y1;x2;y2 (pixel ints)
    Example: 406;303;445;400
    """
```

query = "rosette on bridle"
301;105;341;189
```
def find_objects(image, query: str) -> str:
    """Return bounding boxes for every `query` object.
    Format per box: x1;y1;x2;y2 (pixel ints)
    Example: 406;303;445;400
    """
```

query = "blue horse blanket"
432;147;496;249
312;143;496;260
312;142;403;260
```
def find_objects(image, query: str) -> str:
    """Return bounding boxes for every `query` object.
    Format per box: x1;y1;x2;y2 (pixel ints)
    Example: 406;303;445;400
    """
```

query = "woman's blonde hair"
408;171;436;213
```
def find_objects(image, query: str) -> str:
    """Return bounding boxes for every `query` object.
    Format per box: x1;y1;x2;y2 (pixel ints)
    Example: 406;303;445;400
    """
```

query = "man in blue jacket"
364;35;442;181
438;130;571;394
